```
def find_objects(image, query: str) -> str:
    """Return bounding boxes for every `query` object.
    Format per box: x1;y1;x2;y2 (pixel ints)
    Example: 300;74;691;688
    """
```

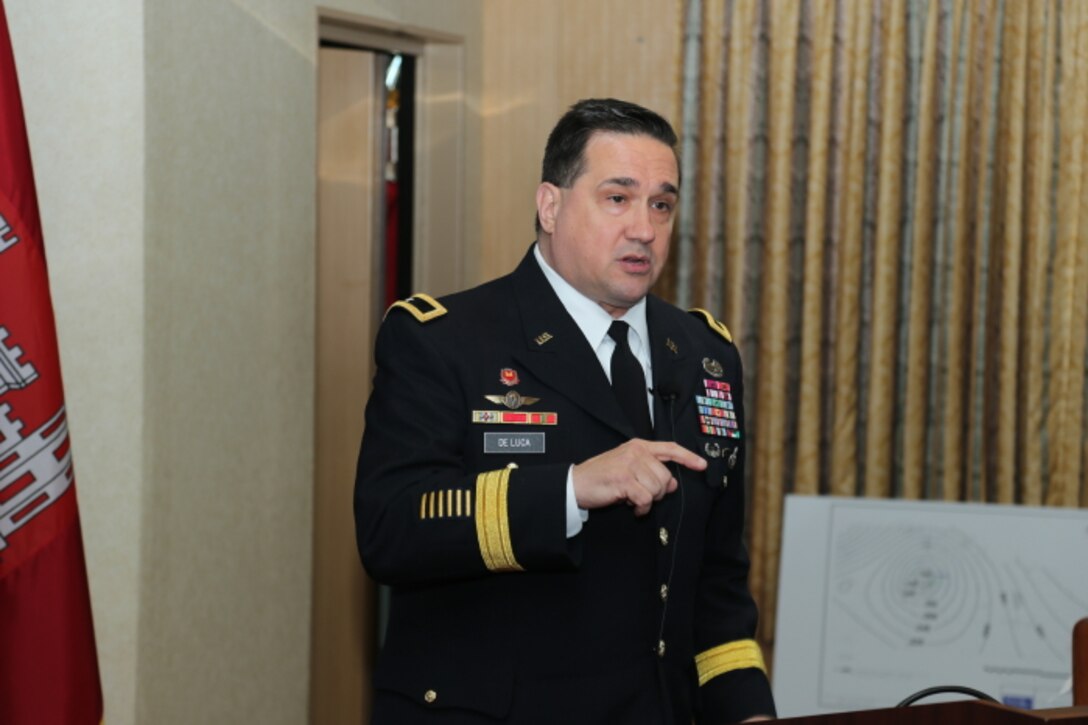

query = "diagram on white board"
774;497;1088;717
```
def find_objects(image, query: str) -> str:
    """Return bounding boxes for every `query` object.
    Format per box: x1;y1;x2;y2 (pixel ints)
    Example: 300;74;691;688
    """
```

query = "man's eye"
652;200;674;213
607;195;627;204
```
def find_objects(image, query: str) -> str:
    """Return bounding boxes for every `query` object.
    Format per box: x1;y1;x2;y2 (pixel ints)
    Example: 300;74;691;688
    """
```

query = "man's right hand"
572;439;708;516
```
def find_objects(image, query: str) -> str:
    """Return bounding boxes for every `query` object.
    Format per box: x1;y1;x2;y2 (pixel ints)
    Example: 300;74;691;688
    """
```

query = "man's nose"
626;205;655;243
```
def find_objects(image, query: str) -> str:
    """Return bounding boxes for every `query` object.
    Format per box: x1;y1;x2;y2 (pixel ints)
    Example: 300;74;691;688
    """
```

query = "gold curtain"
667;0;1088;655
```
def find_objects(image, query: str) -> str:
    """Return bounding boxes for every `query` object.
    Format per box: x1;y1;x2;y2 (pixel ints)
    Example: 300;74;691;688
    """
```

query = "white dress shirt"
532;245;654;537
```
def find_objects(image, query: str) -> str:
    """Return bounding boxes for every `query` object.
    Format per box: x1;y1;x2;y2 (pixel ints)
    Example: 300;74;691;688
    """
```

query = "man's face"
536;132;679;317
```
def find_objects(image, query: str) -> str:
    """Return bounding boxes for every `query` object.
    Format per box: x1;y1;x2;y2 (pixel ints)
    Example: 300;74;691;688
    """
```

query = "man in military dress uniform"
355;98;776;724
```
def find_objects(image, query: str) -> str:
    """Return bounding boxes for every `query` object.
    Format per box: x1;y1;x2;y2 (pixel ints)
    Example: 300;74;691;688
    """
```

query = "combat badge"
702;357;724;378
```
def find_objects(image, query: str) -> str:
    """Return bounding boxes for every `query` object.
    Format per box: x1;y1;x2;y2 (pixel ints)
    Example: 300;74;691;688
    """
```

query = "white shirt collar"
533;244;650;362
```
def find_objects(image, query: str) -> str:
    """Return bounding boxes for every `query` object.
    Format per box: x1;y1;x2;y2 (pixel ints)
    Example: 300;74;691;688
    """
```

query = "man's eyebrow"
599;176;639;188
599;178;680;195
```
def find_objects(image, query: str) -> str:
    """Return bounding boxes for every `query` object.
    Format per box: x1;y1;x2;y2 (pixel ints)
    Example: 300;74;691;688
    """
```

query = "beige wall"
9;1;481;724
139;2;317;722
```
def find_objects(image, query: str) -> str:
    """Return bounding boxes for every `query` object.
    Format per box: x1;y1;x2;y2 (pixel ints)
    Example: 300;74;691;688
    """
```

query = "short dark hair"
542;98;678;187
536;98;679;232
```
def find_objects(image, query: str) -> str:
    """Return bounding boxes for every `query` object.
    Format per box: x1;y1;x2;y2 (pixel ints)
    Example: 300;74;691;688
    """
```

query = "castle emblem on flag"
0;210;19;255
0;4;105;715
0;404;73;551
0;326;39;394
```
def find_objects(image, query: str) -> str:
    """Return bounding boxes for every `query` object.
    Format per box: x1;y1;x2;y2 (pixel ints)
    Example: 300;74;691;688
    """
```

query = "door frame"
319;10;468;297
312;12;468;724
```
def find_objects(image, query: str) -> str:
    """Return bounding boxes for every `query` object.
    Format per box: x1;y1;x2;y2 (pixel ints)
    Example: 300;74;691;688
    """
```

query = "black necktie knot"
608;320;653;439
608;320;630;345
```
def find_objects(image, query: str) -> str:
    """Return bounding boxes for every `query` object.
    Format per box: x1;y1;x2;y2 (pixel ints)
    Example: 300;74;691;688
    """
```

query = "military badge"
499;368;520;387
484;391;540;410
385;292;447;323
702;357;724;378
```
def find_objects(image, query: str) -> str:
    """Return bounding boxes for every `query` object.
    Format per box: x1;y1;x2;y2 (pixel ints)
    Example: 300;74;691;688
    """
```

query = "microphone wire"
655;386;685;654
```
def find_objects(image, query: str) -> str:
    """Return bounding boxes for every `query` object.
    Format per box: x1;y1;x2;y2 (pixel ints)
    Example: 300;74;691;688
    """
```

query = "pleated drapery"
665;0;1088;652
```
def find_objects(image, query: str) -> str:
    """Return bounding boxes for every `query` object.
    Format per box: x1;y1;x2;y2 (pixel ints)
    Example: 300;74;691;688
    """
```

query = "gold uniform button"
656;639;667;657
658;527;669;546
424;690;437;704
659;583;669;601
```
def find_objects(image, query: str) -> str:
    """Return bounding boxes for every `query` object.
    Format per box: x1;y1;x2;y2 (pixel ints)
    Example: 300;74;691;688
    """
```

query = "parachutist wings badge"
484;391;540;410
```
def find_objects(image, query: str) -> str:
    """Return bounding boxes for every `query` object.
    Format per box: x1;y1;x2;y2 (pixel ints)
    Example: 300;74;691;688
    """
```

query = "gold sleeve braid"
419;490;472;520
474;465;523;572
695;639;766;686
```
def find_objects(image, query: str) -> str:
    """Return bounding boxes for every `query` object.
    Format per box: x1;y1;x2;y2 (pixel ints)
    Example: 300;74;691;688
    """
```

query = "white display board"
773;495;1088;718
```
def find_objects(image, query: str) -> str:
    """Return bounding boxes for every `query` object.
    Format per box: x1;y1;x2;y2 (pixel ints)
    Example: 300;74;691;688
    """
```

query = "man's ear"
536;182;561;235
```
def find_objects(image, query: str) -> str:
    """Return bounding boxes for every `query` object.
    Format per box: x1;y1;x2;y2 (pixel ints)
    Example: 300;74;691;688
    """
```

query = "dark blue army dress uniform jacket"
355;248;776;724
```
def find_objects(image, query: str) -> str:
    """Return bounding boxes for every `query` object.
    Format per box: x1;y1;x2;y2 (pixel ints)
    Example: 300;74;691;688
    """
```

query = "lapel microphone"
654;383;679;402
652;370;685;491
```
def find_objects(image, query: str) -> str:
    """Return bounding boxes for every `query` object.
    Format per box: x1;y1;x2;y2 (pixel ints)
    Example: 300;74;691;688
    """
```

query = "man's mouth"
619;255;652;273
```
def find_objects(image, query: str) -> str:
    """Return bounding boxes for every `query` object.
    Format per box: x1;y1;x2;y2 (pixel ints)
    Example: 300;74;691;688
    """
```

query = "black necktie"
608;320;653;439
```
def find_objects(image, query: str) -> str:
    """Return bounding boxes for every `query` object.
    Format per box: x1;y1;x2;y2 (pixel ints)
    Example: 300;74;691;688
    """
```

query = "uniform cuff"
696;663;776;724
564;465;588;537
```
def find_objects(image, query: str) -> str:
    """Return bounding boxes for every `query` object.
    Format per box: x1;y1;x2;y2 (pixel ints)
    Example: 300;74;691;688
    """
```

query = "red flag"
0;2;104;723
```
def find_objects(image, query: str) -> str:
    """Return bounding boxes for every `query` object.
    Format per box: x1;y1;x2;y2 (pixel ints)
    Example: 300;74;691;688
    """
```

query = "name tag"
484;432;546;454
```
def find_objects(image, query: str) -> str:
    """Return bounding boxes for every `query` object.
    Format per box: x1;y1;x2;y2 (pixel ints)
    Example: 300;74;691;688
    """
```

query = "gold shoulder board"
385;292;448;323
688;308;733;344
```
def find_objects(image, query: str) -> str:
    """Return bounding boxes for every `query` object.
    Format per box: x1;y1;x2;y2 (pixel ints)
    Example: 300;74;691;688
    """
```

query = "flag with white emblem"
0;4;103;723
